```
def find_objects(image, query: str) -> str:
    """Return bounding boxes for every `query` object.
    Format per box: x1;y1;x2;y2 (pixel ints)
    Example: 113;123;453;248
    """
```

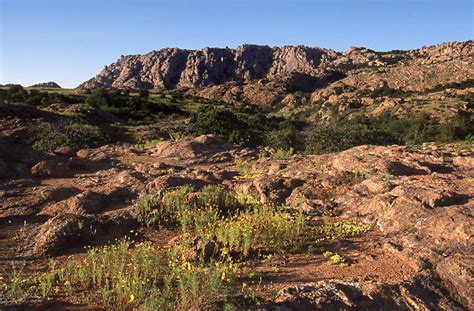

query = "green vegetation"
1;184;373;309
32;122;108;153
323;251;346;265
305;113;474;154
1;85;472;155
259;146;295;159
0;85;83;106
234;160;261;179
306;116;392;154
360;84;416;98
0;85;184;122
0;240;237;310
429;79;474;92
84;88;184;122
137;185;305;258
187;105;267;147
318;217;371;239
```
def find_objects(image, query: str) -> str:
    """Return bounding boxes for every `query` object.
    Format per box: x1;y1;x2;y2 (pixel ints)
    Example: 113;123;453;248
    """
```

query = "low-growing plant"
0;265;29;302
234;160;261;179
200;185;242;216
137;185;243;229
1;239;238;310
271;147;294;159
323;251;346;265
213;204;306;257
258;146;295;159
137;186;306;258
318;218;371;240
169;130;188;142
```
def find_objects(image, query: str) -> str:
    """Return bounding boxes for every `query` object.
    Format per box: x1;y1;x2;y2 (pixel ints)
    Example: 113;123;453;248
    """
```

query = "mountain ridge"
80;40;473;91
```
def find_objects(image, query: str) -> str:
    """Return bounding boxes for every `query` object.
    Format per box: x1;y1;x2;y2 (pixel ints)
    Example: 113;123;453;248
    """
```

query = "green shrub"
32;131;72;153
67;124;107;148
305;116;394;154
187;106;266;147
32;122;108;153
84;89;184;122
137;186;195;227
214;204;305;257
265;127;299;150
234;160;260;179
323;251;346;265
305;113;474;154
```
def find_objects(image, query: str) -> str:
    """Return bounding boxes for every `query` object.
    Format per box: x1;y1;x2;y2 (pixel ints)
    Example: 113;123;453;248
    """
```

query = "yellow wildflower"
129;294;135;302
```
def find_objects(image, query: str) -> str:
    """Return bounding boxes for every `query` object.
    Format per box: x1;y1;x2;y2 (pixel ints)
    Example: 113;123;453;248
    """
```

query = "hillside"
79;41;473;119
29;81;62;88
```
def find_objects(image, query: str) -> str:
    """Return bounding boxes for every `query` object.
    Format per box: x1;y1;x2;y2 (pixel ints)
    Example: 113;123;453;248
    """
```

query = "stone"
53;146;74;157
154;135;233;159
31;160;73;178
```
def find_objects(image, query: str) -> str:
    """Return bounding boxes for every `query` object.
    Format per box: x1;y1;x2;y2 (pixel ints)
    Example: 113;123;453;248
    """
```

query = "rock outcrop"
1;134;472;308
80;40;473;93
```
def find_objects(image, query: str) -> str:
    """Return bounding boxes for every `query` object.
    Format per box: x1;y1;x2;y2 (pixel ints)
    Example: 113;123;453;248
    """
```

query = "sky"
0;0;472;88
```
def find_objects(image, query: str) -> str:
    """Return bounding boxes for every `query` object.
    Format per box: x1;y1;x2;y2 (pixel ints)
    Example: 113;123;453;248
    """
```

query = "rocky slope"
80;40;473;110
80;41;473;91
0;103;472;309
0;128;472;308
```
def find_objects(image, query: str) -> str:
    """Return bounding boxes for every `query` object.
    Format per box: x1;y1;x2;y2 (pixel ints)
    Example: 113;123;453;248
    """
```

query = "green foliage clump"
305;115;394;154
85;88;183;122
360;84;416;98
137;186;194;227
32;123;108;153
215;204;305;257
234;160;260;179
323;251;346;265
137;185;243;228
0;85;83;106
200;185;242;216
319;218;371;240
187;106;267;147
264;120;301;150
305;113;474;154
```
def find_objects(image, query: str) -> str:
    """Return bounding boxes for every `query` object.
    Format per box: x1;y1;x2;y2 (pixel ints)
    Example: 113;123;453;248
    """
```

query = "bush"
187;106;266;147
0;85;83;107
84;89;184;122
264;121;300;150
67;123;107;148
305;113;474;154
32;123;108;153
305;116;394;154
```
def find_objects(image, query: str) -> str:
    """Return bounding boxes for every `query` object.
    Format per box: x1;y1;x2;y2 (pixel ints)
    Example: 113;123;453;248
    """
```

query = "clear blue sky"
1;0;472;88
